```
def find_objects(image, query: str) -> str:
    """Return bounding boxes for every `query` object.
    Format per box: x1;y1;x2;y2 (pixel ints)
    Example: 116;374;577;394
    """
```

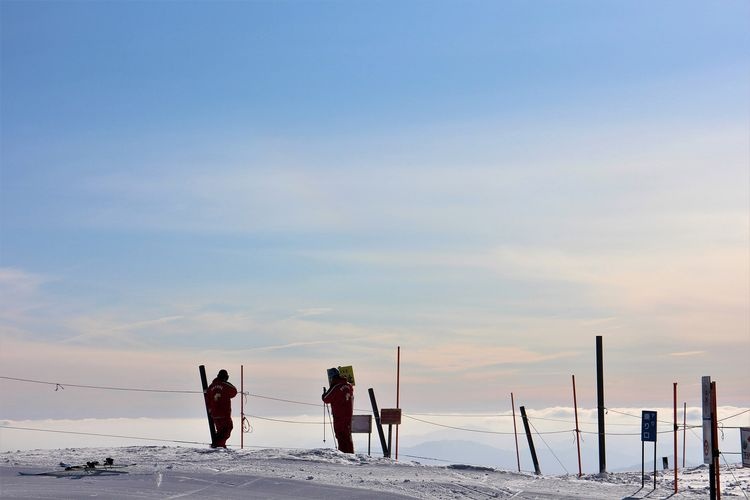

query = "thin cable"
242;416;253;434
528;419;570;474
606;406;748;425
720;408;750;420
0;424;208;446
406;412;514;418
246;393;321;408
404;414;573;435
532;416;640;427
399;453;455;463
6;375;747;424
241;393;253;433
404;415;516;434
245;414;323;425
0;375;351;410
407;413;636;427
0;375;201;394
719;452;750;500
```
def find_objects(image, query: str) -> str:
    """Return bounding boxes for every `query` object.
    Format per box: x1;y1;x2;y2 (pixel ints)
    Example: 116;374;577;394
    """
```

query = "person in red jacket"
322;368;354;454
207;369;238;448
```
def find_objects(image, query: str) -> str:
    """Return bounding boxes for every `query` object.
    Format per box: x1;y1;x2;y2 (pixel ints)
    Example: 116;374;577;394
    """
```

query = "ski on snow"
18;458;134;477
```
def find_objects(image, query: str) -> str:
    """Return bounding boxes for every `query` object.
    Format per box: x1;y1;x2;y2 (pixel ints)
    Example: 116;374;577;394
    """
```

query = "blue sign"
641;410;657;442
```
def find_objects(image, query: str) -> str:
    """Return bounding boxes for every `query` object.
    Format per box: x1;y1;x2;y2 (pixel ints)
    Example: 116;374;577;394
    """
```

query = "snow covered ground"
1;446;748;499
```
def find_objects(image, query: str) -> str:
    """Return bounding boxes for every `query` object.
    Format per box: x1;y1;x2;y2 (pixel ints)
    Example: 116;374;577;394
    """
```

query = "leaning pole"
596;335;606;474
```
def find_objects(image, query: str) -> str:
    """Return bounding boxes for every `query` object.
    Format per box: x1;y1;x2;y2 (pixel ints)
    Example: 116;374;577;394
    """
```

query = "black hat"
217;369;229;381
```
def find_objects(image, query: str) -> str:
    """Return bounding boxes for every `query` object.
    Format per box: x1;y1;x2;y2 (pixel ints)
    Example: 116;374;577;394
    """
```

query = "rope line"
406;412;514;418
0;376;201;394
605;406;747;427
404;414;574;435
245;393;321;408
720;451;750;500
0;424;208;446
246;414;323;425
2;374;747;441
529;419;569;474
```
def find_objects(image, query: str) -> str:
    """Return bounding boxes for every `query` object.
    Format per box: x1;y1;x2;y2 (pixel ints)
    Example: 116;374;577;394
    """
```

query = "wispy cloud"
408;344;578;373
668;351;705;357
295;308;333;317
0;268;55;335
0;267;48;295
112;316;185;332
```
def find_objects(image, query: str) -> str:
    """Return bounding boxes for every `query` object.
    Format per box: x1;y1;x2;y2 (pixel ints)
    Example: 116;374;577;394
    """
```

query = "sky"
1;0;748;429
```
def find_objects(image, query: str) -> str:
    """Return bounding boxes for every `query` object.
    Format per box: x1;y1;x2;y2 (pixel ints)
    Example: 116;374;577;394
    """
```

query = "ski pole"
326;404;337;449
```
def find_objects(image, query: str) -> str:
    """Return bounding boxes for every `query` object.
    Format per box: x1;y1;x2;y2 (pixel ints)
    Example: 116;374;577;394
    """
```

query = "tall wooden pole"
511;393;521;472
199;365;217;447
369;388;389;458
573;375;582;477
520;406;540;475
596;335;606;474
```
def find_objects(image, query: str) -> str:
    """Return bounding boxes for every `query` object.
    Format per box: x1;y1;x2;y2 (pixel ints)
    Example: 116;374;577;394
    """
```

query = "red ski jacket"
322;379;354;427
207;378;238;419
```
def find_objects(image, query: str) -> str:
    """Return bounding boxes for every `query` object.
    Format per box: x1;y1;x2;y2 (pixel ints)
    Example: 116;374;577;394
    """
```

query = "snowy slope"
1;446;748;499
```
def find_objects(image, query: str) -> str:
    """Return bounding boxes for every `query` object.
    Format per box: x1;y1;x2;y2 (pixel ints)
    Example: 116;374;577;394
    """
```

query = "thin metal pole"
673;382;678;493
573;375;582;477
511;393;521;472
653;440;657;490
682;402;686;468
396;345;400;461
242;365;245;450
326;404;337;449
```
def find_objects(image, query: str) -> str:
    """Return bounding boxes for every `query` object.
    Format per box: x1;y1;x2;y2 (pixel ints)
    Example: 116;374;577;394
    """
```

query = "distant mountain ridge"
397;439;682;475
399;439;519;469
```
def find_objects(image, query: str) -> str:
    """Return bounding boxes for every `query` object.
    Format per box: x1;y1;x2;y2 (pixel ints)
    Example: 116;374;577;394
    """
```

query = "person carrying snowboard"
207;369;237;448
322;367;354;453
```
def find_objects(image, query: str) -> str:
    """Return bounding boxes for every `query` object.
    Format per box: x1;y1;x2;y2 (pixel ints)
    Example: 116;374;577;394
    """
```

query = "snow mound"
1;446;748;499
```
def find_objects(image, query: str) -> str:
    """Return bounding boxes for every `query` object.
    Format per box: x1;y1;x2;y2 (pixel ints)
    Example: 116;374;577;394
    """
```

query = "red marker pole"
573;375;582;477
711;382;721;500
682;402;686;468
241;365;244;450
511;392;520;472
395;345;401;461
673;382;678;493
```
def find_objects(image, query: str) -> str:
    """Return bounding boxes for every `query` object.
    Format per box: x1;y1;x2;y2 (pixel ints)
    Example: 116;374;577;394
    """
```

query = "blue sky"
1;1;748;421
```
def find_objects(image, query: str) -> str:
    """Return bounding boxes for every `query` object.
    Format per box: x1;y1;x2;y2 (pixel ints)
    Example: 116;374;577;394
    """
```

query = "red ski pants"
212;417;233;448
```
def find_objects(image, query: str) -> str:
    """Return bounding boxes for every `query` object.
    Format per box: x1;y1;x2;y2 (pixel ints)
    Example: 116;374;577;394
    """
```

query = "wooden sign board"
352;414;372;433
338;365;355;385
381;408;402;425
